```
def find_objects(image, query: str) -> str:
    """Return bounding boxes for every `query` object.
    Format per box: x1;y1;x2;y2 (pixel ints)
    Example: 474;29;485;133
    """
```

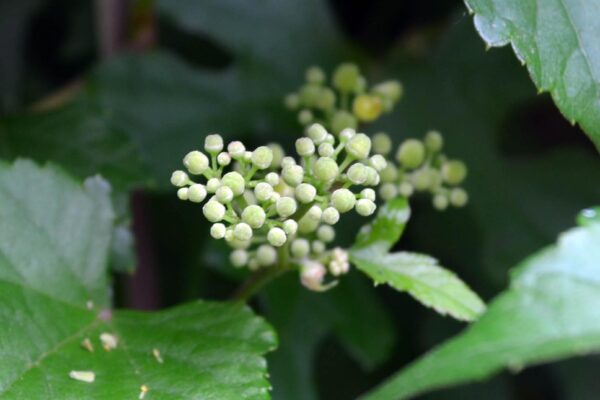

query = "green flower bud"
295;183;317;203
210;223;226;239
354;76;367;94
282;165;304;187
346;163;368;184
307;123;328;144
281;156;296;169
206;178;221;193
268;143;285;168
299;84;321;106
233;223;253;241
313;157;339;182
265;172;280;186
372;80;403;103
295;137;315;157
331;110;357;134
254;182;274;202
241;205;266;229
183;151;210;175
312;240;326;254
372;132;392;155
317;225;335;243
398;182;414;197
248;259;260;271
412;169;433;191
318;143;334;157
291;239;310;258
424;130;444;152
204;134;224;153
177;187;189;200
229;237;251;250
221;171;245;195
251;146;274;169
298;109;313;125
345;133;372;160
283;219;298;235
256;244;277;266
360;188;376;201
306;66;325;85
433;194;449;210
227;141;246;159
353;94;383;122
203;200;226;222
379;164;398;183
284;93;300;110
396;139;425;169
230;249;248;268
298;213;320;234
188;184;207;203
339;128;355;142
276;196;298;218
370;154;387;171
267;227;287;247
364;166;380;186
379;183;398;201
215;186;234;203
449;188;468;207
322;207;340;225
171;170;189;187
316;88;336;110
333;63;360;92
217;152;231;166
307;205;323;220
442;160;467;185
331;188;356;213
356;198;377;216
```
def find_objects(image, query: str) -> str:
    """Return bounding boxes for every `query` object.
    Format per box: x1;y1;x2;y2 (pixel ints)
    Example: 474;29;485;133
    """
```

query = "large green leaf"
0;160;277;399
464;0;600;150
362;211;600;400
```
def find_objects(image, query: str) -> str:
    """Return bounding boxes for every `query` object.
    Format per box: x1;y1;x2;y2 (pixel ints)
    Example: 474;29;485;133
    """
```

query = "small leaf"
464;0;600;150
362;214;600;400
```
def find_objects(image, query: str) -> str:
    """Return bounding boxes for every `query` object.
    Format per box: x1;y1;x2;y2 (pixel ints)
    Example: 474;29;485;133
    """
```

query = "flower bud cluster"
172;126;385;290
373;130;469;210
284;63;403;134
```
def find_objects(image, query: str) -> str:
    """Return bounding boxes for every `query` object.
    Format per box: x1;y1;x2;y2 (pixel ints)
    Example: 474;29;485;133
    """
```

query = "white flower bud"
372;132;392;155
269;192;281;203
300;261;326;291
215;186;234;203
312;240;326;254
412;169;433;191
331;188;356;213
364;166;380;186
265;172;280;186
203;200;226;222
276;197;297;218
295;183;317;203
206;178;221;193
325;134;335;144
283;219;298;235
177;187;189;200
267;227;287;247
425;130;444;152
256;245;277;266
313;157;339;182
298;109;313;124
346;163;368;184
307;205;323;220
396;139;425;169
370;154;387;171
225;228;233;242
356;199;377;216
281;156;296;169
269;143;285;168
398;182;414;197
183;151;210;175
204;134;224;153
241;205;266;229
282;165;304;187
379;183;398;201
221;171;245;195
329;260;349;276
318;143;334;157
345;133;371;160
254;182;274;202
217;152;231;166
251;146;274;169
229;238;251;250
322;207;340;225
248;259;260;270
285;93;300;110
317;225;335;243
230;249;248;268
307;123;328;144
380;164;399;183
295;137;315;157
233;223;253;241
244;151;253;161
449;188;468;207
291;239;310;258
170;170;189;187
298;214;320;234
188;184;207;203
227;141;246;159
360;188;376;201
306;66;325;84
339;128;356;142
210;223;226;239
433;193;449;210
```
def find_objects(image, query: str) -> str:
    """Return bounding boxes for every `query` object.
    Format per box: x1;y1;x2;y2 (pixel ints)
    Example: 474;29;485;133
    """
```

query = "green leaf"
464;0;600;150
0;160;277;399
362;215;600;400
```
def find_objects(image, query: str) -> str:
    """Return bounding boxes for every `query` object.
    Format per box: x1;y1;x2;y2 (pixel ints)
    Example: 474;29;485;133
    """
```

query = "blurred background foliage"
0;0;599;399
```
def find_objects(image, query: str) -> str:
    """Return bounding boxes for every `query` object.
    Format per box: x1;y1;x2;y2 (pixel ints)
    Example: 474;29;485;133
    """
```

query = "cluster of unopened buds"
171;63;469;292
